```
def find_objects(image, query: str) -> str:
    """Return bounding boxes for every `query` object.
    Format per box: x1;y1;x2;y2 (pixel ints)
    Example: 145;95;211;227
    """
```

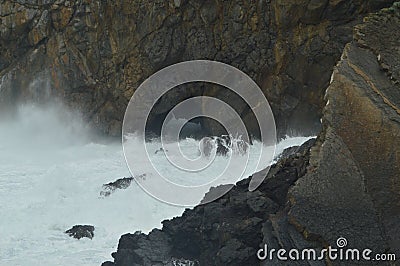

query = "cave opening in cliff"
143;82;260;142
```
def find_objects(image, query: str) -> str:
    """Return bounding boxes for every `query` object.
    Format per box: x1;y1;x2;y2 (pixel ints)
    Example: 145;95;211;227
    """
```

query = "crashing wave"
199;135;250;157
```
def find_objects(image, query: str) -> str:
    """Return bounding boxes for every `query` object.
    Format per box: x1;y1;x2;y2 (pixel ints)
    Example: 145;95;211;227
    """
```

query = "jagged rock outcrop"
102;3;400;265
100;175;146;198
289;2;400;259
0;0;395;136
102;139;316;266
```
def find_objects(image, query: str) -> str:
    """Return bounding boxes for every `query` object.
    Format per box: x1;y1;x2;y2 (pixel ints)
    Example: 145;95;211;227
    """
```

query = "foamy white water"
0;104;313;265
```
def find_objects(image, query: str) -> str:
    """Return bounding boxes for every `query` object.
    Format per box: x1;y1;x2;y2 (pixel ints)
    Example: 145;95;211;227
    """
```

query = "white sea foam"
0;104;314;265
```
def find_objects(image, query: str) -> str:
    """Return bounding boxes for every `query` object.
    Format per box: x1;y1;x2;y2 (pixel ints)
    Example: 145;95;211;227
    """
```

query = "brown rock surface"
102;3;400;265
0;0;395;136
289;2;400;260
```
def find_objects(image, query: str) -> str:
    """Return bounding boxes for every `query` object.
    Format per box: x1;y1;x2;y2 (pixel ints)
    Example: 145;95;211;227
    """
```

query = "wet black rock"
277;143;309;161
103;139;316;266
65;225;94;240
200;135;250;157
100;175;146;197
155;148;167;154
215;135;231;156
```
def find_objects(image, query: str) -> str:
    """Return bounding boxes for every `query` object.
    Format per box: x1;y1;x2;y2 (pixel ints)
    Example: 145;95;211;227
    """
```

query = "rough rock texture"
0;0;395;136
65;225;95;240
289;3;400;260
100;177;134;198
101;139;317;266
103;3;400;265
100;175;146;198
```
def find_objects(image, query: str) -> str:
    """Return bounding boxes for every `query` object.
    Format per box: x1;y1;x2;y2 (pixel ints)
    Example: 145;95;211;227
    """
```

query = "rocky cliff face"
289;2;400;257
102;2;400;265
0;0;395;136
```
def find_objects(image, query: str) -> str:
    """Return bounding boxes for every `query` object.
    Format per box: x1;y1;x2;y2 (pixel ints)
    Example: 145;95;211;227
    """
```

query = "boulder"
65;225;95;240
100;175;146;197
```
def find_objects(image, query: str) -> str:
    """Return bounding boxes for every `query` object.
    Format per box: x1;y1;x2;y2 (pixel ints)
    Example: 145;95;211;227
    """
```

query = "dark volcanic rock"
65;225;95;240
103;139;316;266
200;135;250;157
100;174;146;197
277;143;309;161
100;177;133;198
0;0;396;137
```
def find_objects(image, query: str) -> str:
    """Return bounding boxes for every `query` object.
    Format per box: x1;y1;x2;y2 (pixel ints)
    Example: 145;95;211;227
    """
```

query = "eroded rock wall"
289;2;400;259
0;0;395;136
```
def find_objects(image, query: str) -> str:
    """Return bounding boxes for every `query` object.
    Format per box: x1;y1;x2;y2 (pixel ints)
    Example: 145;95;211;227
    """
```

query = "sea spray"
0;103;313;265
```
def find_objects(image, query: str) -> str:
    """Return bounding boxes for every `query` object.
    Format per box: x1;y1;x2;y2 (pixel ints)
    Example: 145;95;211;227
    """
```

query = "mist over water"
0;103;313;265
0;103;90;149
0;103;185;265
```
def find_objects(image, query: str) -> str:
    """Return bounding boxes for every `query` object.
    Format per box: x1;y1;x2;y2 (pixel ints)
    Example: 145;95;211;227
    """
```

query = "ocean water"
0;104;313;265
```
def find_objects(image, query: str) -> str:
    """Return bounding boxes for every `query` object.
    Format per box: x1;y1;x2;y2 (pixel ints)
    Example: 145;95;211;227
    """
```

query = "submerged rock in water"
100;177;133;198
215;135;231;156
65;225;94;240
100;174;146;197
199;135;250;157
155;148;163;154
